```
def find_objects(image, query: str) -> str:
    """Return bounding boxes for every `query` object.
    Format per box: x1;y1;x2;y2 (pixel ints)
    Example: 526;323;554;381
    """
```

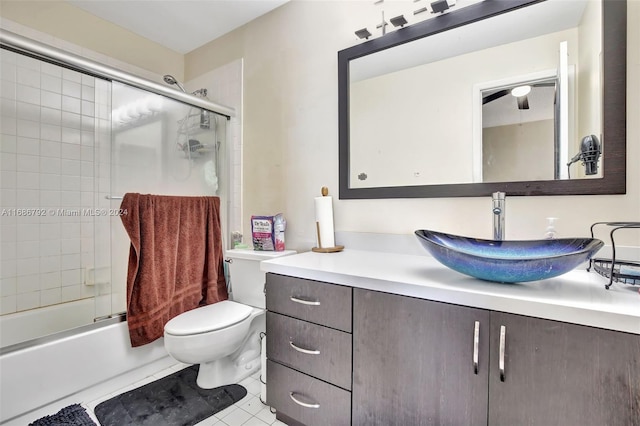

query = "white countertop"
261;249;640;334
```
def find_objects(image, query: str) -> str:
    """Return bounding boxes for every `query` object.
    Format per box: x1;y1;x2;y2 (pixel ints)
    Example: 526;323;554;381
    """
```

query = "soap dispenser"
545;217;558;239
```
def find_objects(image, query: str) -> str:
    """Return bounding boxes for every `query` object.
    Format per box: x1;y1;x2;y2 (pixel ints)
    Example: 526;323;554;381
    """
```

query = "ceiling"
67;0;289;54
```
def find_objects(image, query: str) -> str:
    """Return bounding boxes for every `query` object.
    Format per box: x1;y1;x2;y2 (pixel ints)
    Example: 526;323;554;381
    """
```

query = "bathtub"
0;298;96;349
0;318;171;423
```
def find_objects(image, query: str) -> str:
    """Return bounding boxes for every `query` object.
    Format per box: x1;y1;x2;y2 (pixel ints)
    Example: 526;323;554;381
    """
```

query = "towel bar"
105;195;123;200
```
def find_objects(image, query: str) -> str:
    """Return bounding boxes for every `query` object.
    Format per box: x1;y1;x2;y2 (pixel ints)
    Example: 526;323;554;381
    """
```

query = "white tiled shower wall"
1;19;244;321
0;49;110;316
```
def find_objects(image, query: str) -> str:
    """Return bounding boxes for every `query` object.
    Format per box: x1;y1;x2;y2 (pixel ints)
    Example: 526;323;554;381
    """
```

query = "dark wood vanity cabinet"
267;275;640;426
265;273;352;426
488;312;640;426
353;288;640;426
352;288;491;426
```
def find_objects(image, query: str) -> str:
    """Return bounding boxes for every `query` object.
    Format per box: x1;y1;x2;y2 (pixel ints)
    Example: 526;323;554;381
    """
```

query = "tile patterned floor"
31;362;287;426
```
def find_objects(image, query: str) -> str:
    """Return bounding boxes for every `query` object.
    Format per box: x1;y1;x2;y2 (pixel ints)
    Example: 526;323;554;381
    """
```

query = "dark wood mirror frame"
338;0;626;199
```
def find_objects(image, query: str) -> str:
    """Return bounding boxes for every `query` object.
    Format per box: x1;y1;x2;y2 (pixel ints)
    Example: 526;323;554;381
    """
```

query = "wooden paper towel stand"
312;186;344;253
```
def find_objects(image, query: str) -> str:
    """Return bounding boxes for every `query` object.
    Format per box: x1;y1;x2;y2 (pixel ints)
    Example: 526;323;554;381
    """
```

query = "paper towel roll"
260;334;267;404
315;195;335;248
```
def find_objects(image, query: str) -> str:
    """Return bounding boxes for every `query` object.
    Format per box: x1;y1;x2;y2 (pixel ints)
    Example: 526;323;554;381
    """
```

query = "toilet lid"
164;301;253;336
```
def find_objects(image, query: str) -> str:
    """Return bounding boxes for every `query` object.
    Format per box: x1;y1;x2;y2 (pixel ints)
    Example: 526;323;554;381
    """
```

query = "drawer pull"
289;392;320;409
473;320;480;374
290;296;321;306
499;325;506;382
289;340;321;355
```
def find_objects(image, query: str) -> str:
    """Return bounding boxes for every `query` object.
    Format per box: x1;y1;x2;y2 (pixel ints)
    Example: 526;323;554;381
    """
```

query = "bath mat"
29;403;97;426
94;365;247;426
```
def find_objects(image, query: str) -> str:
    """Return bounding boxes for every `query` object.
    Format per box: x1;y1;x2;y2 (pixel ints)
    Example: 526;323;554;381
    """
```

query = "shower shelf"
587;222;640;289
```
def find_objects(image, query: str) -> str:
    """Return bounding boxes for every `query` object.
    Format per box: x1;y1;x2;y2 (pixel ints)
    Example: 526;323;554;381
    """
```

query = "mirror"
338;0;626;199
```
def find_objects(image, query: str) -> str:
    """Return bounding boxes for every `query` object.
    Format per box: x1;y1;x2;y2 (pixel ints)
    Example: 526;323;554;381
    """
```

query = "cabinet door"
489;312;640;426
353;289;490;426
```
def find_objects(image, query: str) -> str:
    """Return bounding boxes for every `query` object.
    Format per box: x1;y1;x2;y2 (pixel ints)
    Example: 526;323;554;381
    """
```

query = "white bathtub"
0;298;96;349
0;319;170;423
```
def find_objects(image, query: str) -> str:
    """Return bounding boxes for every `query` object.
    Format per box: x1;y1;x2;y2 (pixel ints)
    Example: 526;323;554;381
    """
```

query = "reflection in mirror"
481;76;559;183
339;0;626;198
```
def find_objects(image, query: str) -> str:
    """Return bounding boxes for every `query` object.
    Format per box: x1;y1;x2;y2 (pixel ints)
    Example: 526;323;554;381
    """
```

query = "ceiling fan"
482;81;556;110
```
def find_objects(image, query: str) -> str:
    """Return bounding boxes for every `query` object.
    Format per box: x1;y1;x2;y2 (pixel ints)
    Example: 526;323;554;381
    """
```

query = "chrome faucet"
492;192;506;240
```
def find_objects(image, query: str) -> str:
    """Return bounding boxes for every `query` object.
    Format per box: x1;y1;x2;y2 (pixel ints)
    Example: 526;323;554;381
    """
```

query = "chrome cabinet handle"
290;296;321;306
473;321;480;374
289;392;320;409
499;325;506;382
289;340;320;355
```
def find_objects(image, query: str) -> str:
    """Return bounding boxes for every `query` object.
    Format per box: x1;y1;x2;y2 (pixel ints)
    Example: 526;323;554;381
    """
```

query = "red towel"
120;193;228;347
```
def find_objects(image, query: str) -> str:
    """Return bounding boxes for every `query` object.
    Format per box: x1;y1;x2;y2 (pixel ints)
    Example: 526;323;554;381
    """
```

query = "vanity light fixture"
430;0;450;14
391;15;409;27
511;85;532;97
355;28;372;39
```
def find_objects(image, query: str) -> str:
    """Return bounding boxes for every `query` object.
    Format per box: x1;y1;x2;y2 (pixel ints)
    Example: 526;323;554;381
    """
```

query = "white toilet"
164;248;295;389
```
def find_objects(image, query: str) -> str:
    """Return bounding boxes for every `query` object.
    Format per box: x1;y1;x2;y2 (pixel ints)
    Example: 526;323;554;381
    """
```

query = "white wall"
186;0;639;248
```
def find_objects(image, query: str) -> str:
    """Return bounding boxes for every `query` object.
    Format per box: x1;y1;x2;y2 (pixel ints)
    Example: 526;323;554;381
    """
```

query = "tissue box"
251;214;286;251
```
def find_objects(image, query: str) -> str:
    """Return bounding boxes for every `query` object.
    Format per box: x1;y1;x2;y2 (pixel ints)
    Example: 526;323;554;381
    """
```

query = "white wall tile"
61;95;81;114
40;173;60;190
0;277;17;297
39;240;61;258
0;188;17;205
61;127;81;144
40;141;61;158
39;256;61;274
16;291;39;311
0;295;17;314
40;271;61;289
16;119;40;139
16;137;39;156
17;223;39;241
60;159;81;175
16;84;39;105
62;80;81;98
16;171;39;190
40;287;61;306
0;134;17;153
60;284;81;302
41;124;62;142
41;90;61;109
62;68;82;83
16;188;39;206
1;97;16;117
1;170;16;188
16;153;39;172
39;223;61;240
41;106;61;126
16;101;40;122
41;74;61;94
16;67;40;88
16;274;40;292
61;143;81;160
17;240;39;259
0;260;17;279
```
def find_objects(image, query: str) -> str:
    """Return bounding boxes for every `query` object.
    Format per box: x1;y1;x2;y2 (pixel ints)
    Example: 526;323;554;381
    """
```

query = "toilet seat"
164;301;253;336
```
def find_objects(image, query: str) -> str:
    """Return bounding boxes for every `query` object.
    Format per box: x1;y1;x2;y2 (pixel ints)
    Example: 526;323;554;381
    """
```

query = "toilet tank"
225;249;296;308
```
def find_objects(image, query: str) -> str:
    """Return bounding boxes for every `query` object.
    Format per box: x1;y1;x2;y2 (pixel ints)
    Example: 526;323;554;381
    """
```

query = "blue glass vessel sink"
415;229;604;283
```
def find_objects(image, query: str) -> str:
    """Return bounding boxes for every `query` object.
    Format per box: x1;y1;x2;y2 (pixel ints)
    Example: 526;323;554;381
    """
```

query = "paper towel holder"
312;186;344;253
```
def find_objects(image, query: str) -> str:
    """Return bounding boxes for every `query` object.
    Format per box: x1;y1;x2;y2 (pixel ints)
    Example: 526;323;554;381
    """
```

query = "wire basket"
587;222;640;289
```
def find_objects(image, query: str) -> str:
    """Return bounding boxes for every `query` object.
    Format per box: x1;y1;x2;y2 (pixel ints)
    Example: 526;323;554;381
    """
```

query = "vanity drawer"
267;312;352;390
266;273;352;332
267;360;351;426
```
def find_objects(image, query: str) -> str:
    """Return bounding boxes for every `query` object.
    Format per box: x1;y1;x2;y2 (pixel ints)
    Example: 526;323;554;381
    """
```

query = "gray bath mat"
94;365;247;426
29;404;97;426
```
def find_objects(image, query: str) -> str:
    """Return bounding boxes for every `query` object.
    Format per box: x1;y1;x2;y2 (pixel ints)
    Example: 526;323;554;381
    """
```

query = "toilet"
164;248;295;389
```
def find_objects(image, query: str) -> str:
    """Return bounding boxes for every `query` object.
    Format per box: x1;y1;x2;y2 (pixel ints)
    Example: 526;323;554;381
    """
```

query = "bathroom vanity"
263;250;640;426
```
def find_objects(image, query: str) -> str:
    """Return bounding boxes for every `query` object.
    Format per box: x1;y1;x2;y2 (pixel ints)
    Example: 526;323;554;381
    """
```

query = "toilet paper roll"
260;334;267;403
314;195;335;248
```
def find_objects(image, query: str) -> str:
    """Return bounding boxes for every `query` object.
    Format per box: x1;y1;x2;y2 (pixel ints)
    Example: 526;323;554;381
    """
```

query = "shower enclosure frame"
0;29;237;354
